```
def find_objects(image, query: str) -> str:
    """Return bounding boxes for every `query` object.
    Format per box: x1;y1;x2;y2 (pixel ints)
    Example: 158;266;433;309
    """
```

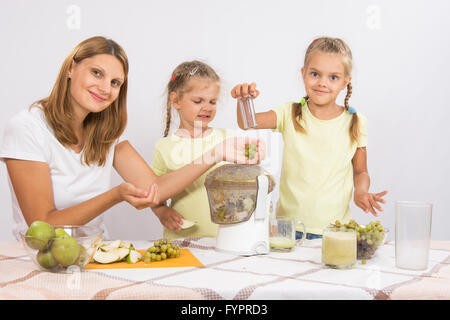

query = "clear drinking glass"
322;227;356;269
238;96;257;129
269;216;306;252
395;201;432;270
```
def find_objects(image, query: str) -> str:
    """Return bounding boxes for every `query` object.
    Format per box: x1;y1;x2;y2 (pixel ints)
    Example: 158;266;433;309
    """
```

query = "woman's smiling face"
302;51;351;106
68;53;125;116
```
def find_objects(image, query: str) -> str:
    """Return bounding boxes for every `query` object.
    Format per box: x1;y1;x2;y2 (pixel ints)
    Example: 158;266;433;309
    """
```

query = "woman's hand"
354;190;388;217
117;182;160;210
231;82;260;99
213;137;266;164
153;205;184;231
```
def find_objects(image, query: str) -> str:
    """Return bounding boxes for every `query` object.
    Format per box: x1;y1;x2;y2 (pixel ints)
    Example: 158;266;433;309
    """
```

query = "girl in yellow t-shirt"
151;61;262;239
231;37;388;239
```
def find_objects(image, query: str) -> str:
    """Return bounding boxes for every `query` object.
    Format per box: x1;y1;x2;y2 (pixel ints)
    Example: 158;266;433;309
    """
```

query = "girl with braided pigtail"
151;61;265;239
231;37;388;240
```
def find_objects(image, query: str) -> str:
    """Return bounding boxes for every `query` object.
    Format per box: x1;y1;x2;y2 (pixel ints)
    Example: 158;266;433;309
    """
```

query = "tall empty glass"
395;201;432;270
238;96;257;129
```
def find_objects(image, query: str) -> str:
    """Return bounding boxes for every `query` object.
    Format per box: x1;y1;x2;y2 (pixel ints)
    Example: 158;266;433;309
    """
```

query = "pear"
180;219;196;229
126;249;142;264
75;245;88;266
55;228;70;238
37;249;59;269
25;221;55;251
51;236;80;266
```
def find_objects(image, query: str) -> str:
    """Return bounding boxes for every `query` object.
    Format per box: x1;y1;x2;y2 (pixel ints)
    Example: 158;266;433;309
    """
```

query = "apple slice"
100;239;122;252
93;247;130;264
116;248;130;261
126;249;142;264
119;241;132;249
93;250;120;264
180;219;196;229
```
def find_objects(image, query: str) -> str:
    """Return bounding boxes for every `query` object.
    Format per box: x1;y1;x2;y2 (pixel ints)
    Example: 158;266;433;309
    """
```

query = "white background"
0;0;449;241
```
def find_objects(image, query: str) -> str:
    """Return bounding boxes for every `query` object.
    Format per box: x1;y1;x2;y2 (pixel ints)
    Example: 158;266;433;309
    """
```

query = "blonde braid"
344;83;360;144
163;99;172;137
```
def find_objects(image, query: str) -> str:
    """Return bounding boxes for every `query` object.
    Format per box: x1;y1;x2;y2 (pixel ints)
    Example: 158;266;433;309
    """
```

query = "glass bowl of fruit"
331;220;388;261
356;222;389;260
19;221;103;273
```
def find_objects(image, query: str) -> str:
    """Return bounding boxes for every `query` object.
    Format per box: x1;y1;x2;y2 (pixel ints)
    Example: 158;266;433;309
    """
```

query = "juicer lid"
204;164;275;193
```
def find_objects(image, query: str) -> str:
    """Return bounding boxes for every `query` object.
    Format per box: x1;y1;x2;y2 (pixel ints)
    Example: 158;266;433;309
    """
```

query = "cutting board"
84;249;204;270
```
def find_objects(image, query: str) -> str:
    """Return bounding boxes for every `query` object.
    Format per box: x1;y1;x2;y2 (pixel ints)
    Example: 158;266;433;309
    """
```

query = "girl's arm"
113;137;264;203
352;147;388;216
231;83;277;130
5;159;157;226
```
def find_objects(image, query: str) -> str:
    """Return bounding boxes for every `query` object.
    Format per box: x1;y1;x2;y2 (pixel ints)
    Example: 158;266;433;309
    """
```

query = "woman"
0;36;264;240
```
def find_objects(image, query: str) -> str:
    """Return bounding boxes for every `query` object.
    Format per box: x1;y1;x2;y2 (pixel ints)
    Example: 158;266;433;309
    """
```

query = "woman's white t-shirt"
0;106;119;240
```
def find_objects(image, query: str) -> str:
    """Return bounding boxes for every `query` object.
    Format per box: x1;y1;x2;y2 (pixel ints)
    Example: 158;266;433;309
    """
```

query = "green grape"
161;252;167;260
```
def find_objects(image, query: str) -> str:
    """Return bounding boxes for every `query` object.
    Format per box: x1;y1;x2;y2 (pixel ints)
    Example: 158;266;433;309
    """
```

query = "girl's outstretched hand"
214;137;266;164
231;82;260;99
118;182;160;210
153;206;184;231
354;190;388;217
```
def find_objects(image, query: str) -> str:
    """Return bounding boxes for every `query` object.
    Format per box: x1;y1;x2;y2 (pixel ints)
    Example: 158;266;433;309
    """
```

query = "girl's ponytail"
291;97;308;133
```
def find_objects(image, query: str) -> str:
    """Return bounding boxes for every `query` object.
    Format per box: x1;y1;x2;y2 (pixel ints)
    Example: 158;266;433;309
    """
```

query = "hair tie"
170;74;175;82
348;106;356;115
299;97;307;106
189;66;199;76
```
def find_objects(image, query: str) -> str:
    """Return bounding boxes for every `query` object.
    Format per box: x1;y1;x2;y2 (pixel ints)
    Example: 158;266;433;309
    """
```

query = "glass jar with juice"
321;226;356;269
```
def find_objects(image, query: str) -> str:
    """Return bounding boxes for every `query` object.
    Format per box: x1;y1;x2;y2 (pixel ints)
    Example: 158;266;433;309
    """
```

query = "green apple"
36;249;59;269
126;249;142;264
25;221;56;251
51;237;80;266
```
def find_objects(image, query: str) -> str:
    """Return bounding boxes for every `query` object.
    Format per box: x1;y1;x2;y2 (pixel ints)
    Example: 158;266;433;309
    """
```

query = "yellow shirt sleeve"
150;142;168;176
356;113;368;147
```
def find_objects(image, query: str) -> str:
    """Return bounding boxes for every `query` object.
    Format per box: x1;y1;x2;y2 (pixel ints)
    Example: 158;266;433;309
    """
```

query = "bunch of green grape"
356;221;385;246
331;219;386;260
143;238;181;263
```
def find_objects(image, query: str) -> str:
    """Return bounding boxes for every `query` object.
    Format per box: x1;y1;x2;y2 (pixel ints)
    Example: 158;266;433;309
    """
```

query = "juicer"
204;164;275;256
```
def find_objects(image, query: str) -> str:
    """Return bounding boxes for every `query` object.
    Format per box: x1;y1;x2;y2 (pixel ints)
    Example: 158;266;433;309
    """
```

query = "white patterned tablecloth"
1;238;449;300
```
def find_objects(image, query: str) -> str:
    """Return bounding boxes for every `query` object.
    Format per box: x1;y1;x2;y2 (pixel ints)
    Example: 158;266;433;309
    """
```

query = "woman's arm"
352;147;388;216
113;137;264;203
5;159;156;226
231;82;277;130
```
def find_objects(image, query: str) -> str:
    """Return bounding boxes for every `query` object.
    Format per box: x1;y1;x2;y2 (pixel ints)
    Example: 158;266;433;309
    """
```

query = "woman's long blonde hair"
293;37;359;144
34;36;128;166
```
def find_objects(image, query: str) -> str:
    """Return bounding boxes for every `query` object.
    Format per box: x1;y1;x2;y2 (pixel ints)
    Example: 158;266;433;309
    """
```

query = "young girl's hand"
153;205;184;231
231;83;260;99
214;137;266;164
117;182;160;210
354;190;388;217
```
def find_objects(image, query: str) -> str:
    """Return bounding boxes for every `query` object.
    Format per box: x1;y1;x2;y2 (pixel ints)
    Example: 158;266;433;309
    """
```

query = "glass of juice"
269;215;306;252
322;226;356;269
